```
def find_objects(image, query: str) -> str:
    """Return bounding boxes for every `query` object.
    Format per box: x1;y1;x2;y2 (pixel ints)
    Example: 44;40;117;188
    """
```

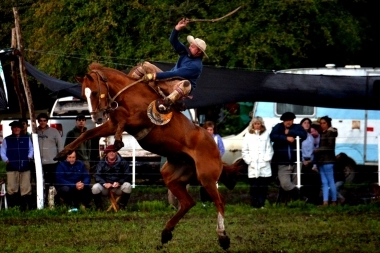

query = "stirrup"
158;104;167;112
156;99;172;114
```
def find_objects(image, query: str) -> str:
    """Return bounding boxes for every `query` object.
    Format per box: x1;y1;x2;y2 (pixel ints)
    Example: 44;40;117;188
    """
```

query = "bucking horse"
54;62;244;250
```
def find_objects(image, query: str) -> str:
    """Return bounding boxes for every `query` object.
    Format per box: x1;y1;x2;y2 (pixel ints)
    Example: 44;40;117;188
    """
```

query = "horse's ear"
85;73;94;81
75;76;84;83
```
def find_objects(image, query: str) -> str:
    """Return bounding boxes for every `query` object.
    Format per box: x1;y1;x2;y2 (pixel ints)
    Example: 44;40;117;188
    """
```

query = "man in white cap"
132;18;207;113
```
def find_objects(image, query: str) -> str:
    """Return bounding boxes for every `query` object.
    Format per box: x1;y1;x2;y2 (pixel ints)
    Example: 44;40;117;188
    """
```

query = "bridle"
88;70;144;116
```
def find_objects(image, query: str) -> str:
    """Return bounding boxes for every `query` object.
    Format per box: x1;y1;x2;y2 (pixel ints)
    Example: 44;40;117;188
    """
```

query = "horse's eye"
92;91;98;97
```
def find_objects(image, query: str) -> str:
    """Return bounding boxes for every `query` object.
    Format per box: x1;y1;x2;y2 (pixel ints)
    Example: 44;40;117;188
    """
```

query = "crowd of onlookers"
1;113;132;211
1;111;347;211
241;112;346;208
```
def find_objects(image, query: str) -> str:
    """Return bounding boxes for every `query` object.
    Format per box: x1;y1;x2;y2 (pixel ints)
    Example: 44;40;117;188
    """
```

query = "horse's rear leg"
198;168;230;250
161;182;195;244
160;164;195;245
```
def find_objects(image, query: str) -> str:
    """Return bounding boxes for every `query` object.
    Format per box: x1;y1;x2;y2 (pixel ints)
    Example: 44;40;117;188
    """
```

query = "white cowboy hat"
187;35;208;58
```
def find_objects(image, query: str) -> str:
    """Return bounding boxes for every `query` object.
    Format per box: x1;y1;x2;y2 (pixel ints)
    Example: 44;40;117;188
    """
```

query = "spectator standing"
300;118;321;204
199;121;225;204
310;124;321;165
64;114;91;172
92;145;132;210
0;121;34;210
314;116;338;206
36;113;64;201
18;118;35;182
270;112;307;200
242;117;274;208
18;118;31;136
55;151;92;209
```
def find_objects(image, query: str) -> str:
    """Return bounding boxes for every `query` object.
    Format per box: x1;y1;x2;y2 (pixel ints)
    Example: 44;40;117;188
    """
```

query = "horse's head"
75;68;110;124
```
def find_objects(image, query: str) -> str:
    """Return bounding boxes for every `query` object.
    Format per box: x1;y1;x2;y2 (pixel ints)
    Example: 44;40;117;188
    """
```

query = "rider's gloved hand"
143;73;155;82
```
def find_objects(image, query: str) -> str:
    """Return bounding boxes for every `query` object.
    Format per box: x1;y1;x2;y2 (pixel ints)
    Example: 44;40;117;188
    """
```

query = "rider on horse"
132;18;207;113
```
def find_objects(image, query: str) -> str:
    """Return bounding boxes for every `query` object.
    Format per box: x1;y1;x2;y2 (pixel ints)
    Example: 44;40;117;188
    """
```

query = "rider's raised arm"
169;29;188;54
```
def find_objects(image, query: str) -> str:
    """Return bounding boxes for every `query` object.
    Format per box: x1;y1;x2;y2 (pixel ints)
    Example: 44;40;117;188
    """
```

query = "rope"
189;6;241;23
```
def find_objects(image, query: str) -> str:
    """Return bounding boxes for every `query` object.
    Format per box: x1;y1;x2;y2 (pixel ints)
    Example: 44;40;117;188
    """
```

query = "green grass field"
1;201;380;253
1;160;380;252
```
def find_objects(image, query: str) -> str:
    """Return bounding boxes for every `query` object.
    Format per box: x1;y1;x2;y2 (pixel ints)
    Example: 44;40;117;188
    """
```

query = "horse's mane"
88;62;130;78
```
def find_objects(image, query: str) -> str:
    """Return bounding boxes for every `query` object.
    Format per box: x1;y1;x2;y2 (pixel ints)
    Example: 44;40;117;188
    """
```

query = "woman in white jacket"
242;116;274;208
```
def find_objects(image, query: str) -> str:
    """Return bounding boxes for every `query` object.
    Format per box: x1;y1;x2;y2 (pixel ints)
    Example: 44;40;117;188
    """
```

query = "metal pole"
296;136;301;188
132;138;136;188
378;135;380;186
32;133;44;209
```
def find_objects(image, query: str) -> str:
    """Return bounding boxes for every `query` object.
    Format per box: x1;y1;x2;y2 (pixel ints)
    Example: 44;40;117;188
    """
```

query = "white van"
222;101;379;165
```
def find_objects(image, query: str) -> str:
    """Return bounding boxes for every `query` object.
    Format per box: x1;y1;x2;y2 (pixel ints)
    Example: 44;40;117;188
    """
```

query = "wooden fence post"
11;28;27;119
13;7;44;210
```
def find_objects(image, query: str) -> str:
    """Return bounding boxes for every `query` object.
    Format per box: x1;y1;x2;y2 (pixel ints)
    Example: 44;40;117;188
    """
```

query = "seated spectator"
92;145;132;210
333;153;356;205
55;151;92;209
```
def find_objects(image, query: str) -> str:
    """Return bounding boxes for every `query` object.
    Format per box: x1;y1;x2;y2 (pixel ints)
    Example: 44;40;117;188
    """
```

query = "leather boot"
173;100;187;111
331;201;337;206
118;193;130;210
7;193;20;208
23;194;35;210
290;187;300;201
93;193;103;211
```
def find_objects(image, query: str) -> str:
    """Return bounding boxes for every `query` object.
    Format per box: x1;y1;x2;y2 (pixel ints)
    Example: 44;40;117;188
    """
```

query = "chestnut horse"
55;63;243;249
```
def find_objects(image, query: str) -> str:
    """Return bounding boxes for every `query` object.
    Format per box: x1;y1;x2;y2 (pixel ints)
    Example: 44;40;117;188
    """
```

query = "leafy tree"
1;0;379;113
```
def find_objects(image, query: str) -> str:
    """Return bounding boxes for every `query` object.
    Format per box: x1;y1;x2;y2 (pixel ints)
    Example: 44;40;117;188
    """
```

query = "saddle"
129;63;189;125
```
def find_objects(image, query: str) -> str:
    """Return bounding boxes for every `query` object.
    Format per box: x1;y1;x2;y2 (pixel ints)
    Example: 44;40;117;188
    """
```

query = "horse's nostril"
96;118;103;124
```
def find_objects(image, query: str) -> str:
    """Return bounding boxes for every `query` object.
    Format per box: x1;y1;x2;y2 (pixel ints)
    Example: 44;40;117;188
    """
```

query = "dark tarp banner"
154;62;380;110
25;61;82;98
25;61;380;110
0;61;8;111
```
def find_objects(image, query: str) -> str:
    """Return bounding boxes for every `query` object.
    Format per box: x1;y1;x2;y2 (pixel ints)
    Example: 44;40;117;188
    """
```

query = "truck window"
52;100;90;117
275;103;315;117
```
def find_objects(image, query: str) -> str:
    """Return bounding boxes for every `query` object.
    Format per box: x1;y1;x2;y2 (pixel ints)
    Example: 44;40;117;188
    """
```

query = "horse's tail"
219;159;247;190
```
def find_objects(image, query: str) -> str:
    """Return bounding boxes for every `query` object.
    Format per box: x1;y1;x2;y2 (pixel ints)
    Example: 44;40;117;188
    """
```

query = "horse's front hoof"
113;140;124;151
218;235;230;250
161;228;173;244
54;151;67;161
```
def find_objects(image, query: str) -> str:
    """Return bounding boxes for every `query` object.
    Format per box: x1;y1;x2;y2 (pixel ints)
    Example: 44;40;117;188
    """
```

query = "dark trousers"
43;163;58;202
249;177;271;208
301;163;321;205
43;163;58;186
57;185;92;208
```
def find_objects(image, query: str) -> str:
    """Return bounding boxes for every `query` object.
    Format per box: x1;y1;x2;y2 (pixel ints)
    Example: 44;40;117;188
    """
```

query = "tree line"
0;0;379;95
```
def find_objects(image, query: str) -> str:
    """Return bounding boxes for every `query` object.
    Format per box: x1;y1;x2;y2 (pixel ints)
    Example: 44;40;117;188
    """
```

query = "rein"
89;69;156;141
91;70;144;112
